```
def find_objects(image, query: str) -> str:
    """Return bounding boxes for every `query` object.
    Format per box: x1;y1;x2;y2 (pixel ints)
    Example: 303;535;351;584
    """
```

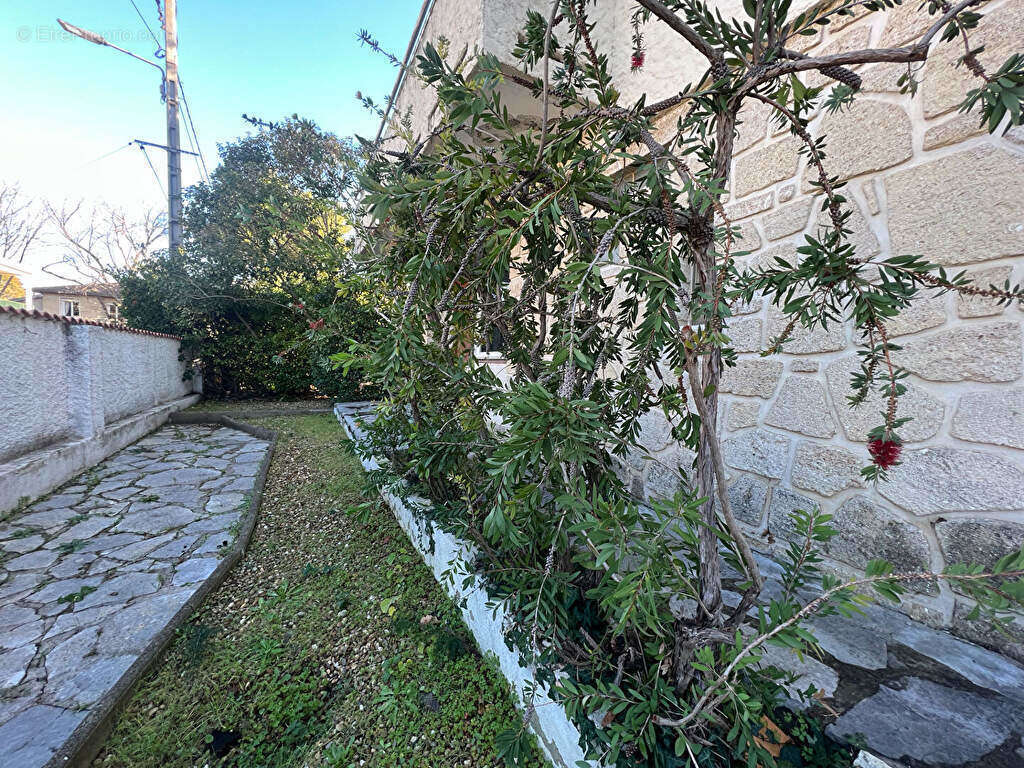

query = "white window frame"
106;302;119;320
60;298;80;317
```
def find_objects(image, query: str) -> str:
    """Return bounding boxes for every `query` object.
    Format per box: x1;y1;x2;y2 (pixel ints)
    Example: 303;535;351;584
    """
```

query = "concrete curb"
46;415;279;768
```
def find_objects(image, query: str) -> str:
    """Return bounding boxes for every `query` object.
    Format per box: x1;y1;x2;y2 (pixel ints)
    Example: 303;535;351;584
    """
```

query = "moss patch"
94;414;544;768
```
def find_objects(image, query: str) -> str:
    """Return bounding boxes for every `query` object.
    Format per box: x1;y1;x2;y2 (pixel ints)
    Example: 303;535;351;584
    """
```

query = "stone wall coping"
0;305;181;340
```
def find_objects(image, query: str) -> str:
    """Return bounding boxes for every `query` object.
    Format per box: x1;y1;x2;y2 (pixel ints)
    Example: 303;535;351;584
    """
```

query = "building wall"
615;0;1024;655
393;0;1024;653
37;292;119;322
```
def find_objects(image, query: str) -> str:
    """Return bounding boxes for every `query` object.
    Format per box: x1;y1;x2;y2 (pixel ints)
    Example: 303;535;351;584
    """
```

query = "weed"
323;736;358;768
67;513;89;525
57;585;97;604
83;471;101;491
11;527;41;539
139;494;160;503
181;623;216;668
57;539;86;554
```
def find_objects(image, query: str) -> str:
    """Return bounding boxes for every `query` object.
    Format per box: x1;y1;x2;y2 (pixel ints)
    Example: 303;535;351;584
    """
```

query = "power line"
75;142;133;170
139;144;166;196
129;0;164;57
178;78;210;182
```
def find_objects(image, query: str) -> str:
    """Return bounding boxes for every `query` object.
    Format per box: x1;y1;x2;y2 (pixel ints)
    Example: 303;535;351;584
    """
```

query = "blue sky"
0;0;421;276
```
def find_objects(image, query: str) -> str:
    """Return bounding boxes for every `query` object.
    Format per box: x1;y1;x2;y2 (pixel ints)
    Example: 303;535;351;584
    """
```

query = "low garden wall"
0;307;200;513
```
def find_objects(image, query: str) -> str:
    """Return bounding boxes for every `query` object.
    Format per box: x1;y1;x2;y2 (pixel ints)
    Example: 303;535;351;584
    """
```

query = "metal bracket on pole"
132;139;199;157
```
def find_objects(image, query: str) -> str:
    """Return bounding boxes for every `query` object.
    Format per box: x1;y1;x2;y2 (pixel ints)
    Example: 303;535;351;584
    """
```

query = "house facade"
32;282;122;323
0;260;34;309
382;0;1024;662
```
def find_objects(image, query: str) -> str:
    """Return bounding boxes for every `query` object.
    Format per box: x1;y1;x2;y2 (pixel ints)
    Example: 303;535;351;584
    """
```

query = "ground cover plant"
342;0;1024;765
94;414;541;768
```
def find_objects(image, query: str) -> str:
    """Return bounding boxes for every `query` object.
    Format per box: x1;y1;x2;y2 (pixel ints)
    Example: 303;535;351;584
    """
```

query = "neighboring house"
0;259;34;309
33;282;122;322
382;0;1024;657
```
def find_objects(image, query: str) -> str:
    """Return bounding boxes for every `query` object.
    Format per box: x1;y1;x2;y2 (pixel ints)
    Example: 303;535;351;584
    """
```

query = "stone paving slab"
0;423;271;768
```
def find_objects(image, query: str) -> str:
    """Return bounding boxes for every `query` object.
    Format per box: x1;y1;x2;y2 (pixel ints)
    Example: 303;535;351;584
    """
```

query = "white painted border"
334;402;593;768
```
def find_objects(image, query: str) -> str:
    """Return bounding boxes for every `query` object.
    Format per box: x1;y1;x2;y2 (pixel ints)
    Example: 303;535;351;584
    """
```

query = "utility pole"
58;6;187;256
163;0;182;256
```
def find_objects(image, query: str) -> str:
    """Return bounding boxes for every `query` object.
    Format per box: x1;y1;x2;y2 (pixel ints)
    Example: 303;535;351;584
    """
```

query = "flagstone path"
0;423;271;768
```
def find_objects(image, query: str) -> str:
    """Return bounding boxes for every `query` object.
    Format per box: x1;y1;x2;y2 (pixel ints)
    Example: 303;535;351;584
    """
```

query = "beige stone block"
825;355;945;442
923;0;1024;118
923;113;986;151
791;359;819;372
727;316;763;353
726;398;761;431
883;293;947;337
778;184;796;203
732;296;763;315
785;25;823;52
860;62;906;94
766;487;820;540
722;429;791;479
637;408;674;454
765;375;837;438
937;518;1024;569
733;135;804;197
734;97;771;155
826;495;931;571
951;389;1024;449
878;1;933;46
882;447;1024;514
894;321;1022;382
766;307;847;354
886;146;1024;265
716;474;769;527
805;27;871;89
816;199;879;257
791;441;865;496
811;100;912;185
734;220;762;252
763;199;814;241
725;191;773;221
720;359;784;398
957;265;1013;318
744;241;803;272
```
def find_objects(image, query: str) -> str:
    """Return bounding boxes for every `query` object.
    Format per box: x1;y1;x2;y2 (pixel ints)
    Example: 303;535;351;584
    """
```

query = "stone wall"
0;308;199;512
619;0;1024;657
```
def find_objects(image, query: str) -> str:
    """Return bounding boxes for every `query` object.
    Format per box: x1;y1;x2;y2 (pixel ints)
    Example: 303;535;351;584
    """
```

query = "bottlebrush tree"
344;0;1024;764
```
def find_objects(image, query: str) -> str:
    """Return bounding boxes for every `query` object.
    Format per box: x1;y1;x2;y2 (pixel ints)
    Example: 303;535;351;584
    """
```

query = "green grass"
94;414;544;768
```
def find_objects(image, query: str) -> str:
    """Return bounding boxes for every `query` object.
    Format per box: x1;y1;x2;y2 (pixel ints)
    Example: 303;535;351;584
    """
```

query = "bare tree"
0;183;45;298
43;201;167;289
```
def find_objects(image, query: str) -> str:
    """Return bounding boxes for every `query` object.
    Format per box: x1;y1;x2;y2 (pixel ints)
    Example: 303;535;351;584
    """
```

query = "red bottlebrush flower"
308;318;325;331
631;51;645;71
868;438;902;469
295;302;305;310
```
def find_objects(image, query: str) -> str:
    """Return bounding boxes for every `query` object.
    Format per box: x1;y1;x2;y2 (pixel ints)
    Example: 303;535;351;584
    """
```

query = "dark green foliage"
118;116;380;400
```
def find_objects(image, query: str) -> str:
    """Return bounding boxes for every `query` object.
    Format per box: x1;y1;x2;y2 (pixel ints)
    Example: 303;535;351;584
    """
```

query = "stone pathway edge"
45;413;279;768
